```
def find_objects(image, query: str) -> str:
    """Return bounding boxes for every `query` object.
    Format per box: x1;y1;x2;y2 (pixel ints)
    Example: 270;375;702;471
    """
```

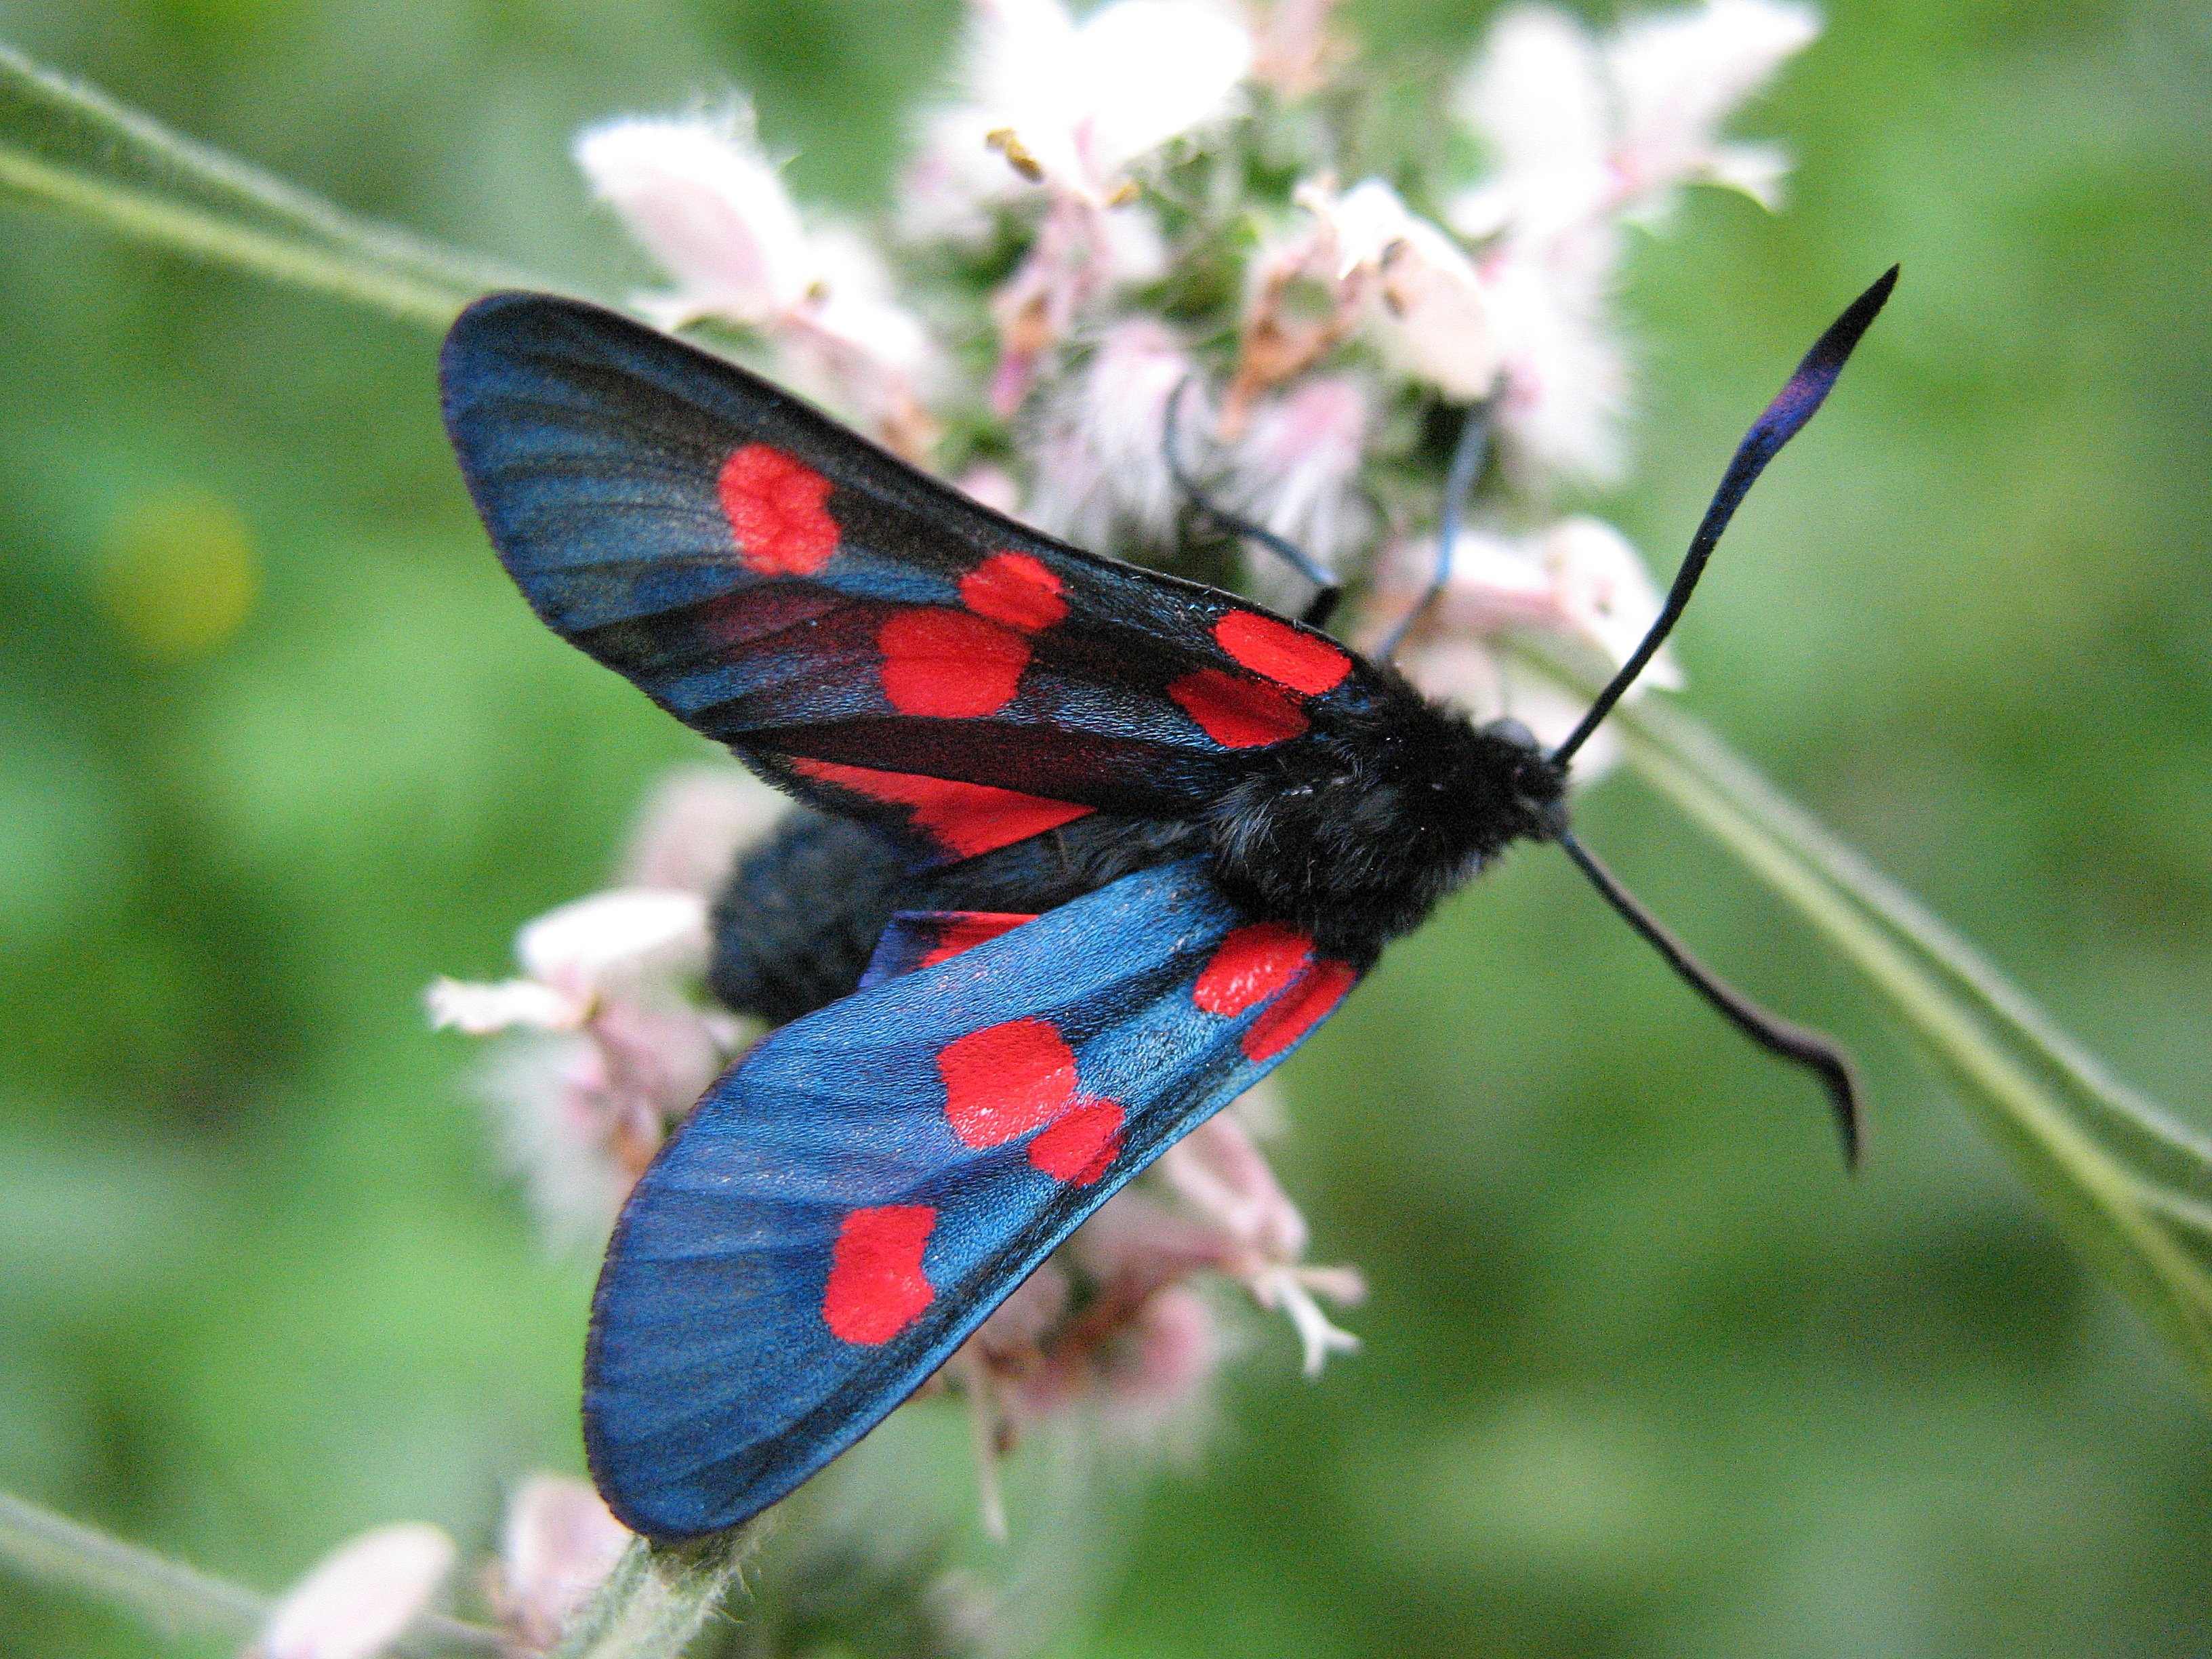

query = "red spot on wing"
878;609;1031;718
939;1018;1078;1147
1240;959;1357;1061
1029;1099;1124;1185
1167;668;1309;748
823;1205;936;1345
961;552;1067;632
1214;611;1351;697
791;759;1091;858
920;912;1038;967
719;444;838;575
1193;922;1316;1017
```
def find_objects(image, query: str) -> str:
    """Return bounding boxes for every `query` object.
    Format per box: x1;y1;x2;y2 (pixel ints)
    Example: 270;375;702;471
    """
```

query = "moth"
440;267;1894;1540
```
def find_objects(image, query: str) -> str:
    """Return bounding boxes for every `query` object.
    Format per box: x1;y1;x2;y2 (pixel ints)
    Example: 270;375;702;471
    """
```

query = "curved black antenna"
1551;266;1899;770
1164;377;1341;629
1556;828;1862;1166
1377;400;1493;661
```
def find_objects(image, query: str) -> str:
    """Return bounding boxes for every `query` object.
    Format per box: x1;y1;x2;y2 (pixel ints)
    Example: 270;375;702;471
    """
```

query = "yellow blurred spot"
98;487;258;659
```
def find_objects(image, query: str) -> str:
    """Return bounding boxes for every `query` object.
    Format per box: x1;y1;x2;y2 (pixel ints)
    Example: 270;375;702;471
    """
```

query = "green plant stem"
0;41;575;329
0;1489;506;1656
0;146;474;327
1612;696;2212;1385
550;1531;758;1659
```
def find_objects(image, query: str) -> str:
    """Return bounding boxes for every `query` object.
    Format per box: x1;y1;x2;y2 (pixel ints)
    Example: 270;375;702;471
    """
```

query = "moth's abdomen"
708;810;906;1026
707;806;1213;1027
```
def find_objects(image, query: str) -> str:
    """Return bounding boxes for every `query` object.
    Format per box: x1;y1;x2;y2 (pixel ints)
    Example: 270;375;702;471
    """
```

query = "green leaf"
0;40;570;328
1614;696;2212;1386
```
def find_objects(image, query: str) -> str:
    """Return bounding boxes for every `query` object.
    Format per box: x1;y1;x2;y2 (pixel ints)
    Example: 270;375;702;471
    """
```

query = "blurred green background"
2;0;2210;1654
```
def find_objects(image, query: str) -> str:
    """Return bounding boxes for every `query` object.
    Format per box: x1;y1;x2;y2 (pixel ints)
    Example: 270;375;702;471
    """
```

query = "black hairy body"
707;812;907;1026
710;683;1570;1029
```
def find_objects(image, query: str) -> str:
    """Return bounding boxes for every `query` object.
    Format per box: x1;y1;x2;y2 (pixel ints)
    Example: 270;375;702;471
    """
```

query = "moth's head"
1473;715;1570;842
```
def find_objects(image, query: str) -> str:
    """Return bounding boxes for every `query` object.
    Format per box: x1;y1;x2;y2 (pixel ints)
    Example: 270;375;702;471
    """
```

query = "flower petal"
514;888;709;1005
1607;0;1818;198
256;1523;454;1659
494;1475;632;1650
1074;0;1253;175
425;976;584;1035
575;113;814;324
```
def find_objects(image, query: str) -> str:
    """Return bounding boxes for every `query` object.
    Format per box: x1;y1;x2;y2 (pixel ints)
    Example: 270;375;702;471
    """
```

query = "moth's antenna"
1556;828;1862;1166
1164;378;1341;629
1551;267;1899;770
1378;400;1492;662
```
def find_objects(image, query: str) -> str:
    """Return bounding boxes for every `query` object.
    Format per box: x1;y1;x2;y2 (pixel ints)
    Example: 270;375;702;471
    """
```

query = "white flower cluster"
435;0;1819;1510
569;0;1814;752
426;766;777;1243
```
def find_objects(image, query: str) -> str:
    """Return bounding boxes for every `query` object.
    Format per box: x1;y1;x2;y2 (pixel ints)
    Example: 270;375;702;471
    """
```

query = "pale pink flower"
1449;9;1614;253
476;1034;640;1244
962;1196;1227;1436
576;112;813;330
615;763;788;896
983;188;1170;413
918;0;1254;212
1608;0;1820;212
424;876;731;1205
466;982;739;1244
953;463;1025;519
1100;1284;1217;1420
1450;1;1816;237
1023;317;1201;550
1294;178;1500;402
1447;2;1818;481
575;112;939;455
250;1523;454;1659
488;1475;633;1651
1374;514;1679;769
1249;0;1348;98
431;766;783;1240
1226;373;1373;605
910;0;1247;409
1477;253;1633;484
947;1084;1360;1528
1157;1111;1364;1374
426;888;712;1036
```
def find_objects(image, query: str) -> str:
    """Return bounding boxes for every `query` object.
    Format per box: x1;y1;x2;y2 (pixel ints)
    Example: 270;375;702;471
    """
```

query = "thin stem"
1621;696;2212;1164
0;146;474;327
0;1488;262;1637
1611;698;2212;1382
0;1489;505;1656
550;1530;758;1659
0;41;544;300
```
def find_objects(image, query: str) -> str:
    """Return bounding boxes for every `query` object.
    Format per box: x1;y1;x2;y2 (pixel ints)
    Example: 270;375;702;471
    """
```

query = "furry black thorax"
1198;691;1565;957
709;689;1568;1028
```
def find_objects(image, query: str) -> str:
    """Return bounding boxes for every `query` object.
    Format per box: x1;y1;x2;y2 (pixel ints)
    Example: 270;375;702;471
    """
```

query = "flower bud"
251;1524;453;1659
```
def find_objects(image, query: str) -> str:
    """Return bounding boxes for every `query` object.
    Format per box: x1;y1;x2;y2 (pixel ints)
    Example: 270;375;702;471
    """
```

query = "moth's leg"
1163;378;1340;628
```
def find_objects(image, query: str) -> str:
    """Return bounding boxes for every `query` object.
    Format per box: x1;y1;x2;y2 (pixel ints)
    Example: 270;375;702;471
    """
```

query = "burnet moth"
440;266;1897;1541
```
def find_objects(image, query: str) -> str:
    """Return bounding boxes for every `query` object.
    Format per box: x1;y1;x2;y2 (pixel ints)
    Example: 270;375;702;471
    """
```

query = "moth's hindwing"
582;859;1360;1538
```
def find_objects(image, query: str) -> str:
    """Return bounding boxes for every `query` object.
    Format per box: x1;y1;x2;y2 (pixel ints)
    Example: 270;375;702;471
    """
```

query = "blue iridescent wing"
441;293;1387;863
582;859;1359;1539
